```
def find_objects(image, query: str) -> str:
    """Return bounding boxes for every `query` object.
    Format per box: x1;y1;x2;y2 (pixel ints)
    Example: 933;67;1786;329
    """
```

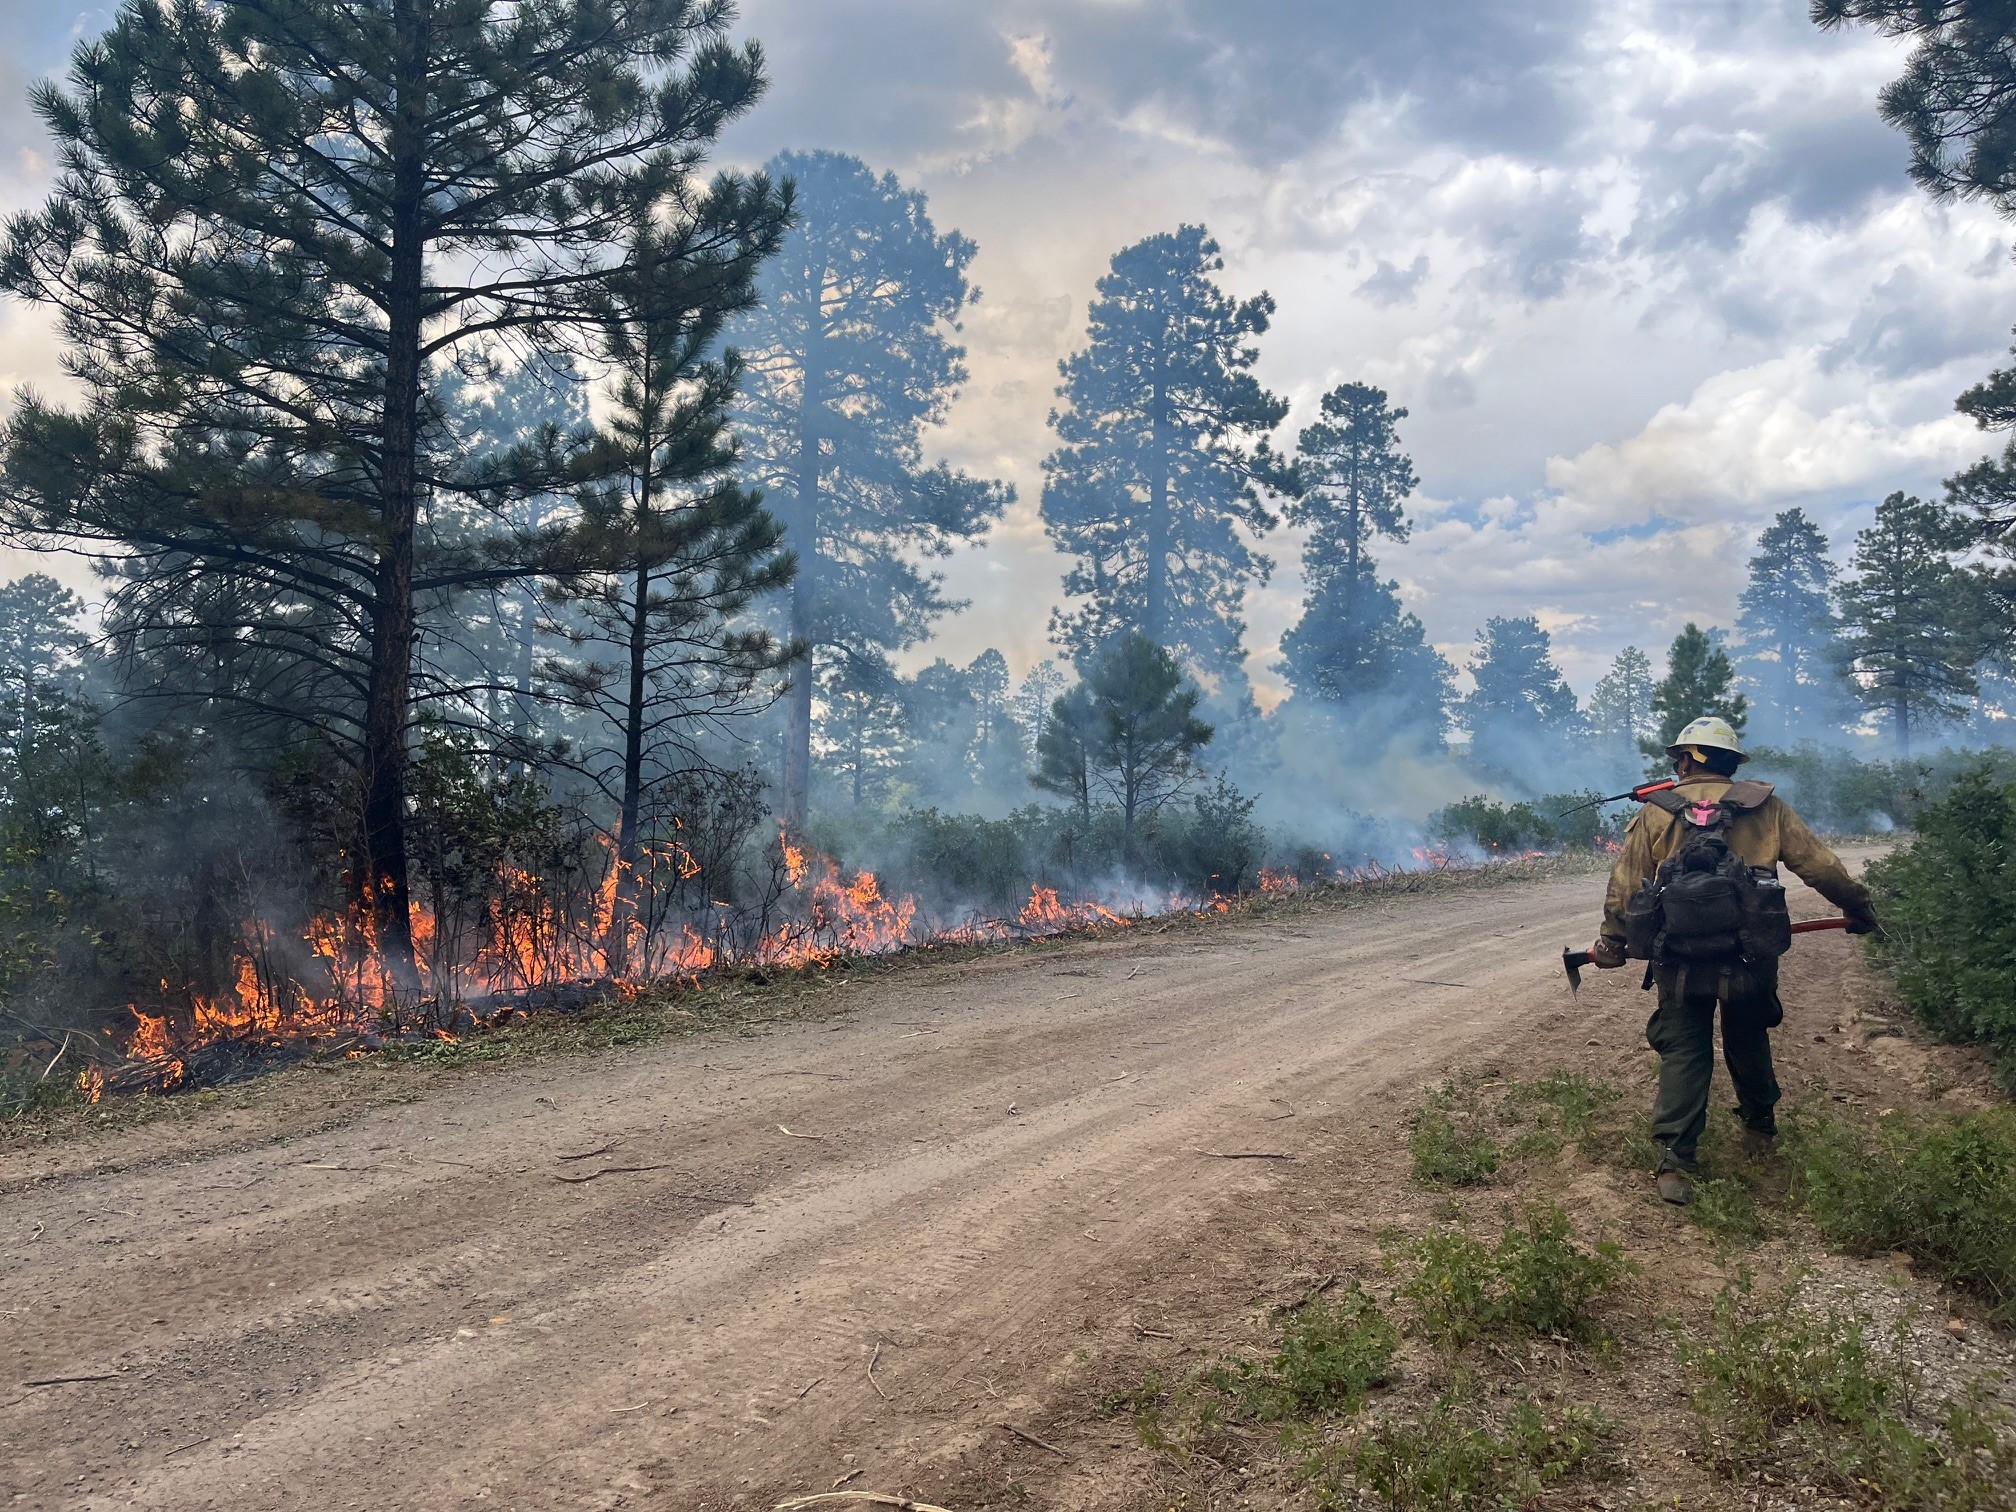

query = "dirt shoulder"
1;855;1602;1511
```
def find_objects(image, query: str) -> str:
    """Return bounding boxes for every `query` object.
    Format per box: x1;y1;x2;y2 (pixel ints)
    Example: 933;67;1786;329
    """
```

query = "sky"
1;1;2010;701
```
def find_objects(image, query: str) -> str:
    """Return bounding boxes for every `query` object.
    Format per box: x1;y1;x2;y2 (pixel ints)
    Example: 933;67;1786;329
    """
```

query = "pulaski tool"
1556;778;1678;819
1561;917;1850;994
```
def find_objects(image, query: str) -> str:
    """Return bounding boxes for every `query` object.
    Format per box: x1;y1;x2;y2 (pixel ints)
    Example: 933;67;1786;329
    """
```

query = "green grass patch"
1126;1282;1401;1465
1319;1391;1614;1510
1210;1282;1401;1422
1787;1104;2016;1325
1680;1276;2016;1509
1409;1077;1502;1187
1398;1201;1631;1352
1503;1068;1620;1159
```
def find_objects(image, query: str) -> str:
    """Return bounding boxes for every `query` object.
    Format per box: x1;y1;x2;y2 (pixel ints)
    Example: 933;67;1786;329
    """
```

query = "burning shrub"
1151;774;1265;898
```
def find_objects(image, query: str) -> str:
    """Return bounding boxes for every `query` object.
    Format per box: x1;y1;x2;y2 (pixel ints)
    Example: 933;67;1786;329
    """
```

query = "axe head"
1562;947;1591;995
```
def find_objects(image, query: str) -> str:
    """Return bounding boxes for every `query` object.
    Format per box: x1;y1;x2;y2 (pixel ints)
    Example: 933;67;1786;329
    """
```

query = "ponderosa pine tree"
1042;226;1289;681
1283;383;1415;658
1737;508;1847;743
1031;685;1100;823
1461;616;1581;764
1586;646;1656;768
1814;3;2016;663
1033;634;1213;859
729;151;1010;833
0;574;89;780
964;649;1026;800
443;355;594;773
1279;573;1452;737
1650;624;1748;749
1276;382;1447;734
1813;2;2016;211
1836;492;1983;754
817;658;905;810
544;202;795;973
0;0;768;982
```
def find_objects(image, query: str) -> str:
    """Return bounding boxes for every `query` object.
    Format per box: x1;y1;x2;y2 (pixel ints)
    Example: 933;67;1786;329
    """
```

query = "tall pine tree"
545;203;795;972
1815;3;2016;668
1737;508;1847;744
1041;226;1288;681
1276;381;1448;735
1836;492;1982;754
1649;624;1748;749
729;151;1010;833
1586;646;1656;768
1460;616;1581;770
0;0;767;980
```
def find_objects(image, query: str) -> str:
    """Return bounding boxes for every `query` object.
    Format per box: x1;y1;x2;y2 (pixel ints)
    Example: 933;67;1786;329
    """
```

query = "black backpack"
1623;782;1793;965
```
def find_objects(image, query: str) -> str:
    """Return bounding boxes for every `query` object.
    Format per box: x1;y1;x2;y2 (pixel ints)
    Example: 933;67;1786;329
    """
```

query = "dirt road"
0;867;1713;1509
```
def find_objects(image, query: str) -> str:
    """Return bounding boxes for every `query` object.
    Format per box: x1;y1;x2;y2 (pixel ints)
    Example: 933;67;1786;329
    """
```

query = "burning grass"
11;846;1602;1114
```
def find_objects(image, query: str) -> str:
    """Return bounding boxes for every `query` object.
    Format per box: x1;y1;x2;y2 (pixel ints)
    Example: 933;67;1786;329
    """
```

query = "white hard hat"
1664;714;1748;765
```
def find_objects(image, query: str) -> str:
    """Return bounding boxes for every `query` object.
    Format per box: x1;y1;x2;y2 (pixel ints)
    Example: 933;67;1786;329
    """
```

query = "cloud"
1357;254;1430;308
4;0;2009;711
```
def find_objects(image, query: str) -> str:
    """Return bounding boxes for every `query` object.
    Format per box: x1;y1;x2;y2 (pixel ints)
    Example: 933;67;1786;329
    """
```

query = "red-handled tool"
1556;778;1678;820
1562;917;1849;994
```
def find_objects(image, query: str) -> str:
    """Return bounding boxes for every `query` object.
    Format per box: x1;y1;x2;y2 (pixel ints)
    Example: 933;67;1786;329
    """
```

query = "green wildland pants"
1645;960;1782;1175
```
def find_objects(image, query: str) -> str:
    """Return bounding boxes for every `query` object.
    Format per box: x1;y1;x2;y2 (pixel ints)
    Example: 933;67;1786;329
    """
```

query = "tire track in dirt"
2;869;1600;1510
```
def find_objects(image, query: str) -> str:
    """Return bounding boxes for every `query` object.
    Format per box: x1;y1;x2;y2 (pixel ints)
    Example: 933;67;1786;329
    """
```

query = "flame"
106;826;1505;1094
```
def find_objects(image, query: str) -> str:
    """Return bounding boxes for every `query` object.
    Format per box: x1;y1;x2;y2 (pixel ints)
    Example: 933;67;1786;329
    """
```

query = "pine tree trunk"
512;584;537;774
356;0;427;990
782;307;822;833
609;557;651;975
1343;444;1362;665
1145;352;1169;645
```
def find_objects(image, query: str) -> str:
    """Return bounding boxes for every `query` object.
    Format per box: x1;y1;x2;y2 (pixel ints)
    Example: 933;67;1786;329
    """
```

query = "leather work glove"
1844;904;1884;939
1590;936;1628;969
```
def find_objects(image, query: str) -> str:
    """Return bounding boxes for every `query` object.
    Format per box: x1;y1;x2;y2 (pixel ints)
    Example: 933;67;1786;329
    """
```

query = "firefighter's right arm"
1598;808;1657;948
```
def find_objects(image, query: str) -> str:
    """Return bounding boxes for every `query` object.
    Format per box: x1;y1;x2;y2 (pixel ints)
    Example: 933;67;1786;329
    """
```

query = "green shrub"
1863;765;2016;1083
1132;1282;1398;1467
1680;1277;2016;1508
1504;1069;1620;1158
1755;742;2016;834
1400;1202;1630;1351
1426;793;1619;855
1687;1174;1768;1246
1410;1079;1502;1187
1334;1392;1613;1510
1789;1104;2016;1324
1152;773;1265;898
1214;1282;1400;1422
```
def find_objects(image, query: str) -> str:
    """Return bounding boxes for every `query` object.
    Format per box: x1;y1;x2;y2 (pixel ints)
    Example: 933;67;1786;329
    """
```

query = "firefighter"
1587;716;1881;1206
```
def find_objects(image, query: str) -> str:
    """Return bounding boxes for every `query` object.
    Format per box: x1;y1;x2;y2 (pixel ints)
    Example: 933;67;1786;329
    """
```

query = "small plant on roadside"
1219;1282;1401;1422
1399;1201;1631;1351
1788;1104;2016;1325
1410;1078;1502;1187
1315;1390;1613;1510
1679;1275;2016;1509
1503;1069;1620;1159
1131;1283;1400;1468
1686;1173;1768;1246
1862;765;2016;1086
